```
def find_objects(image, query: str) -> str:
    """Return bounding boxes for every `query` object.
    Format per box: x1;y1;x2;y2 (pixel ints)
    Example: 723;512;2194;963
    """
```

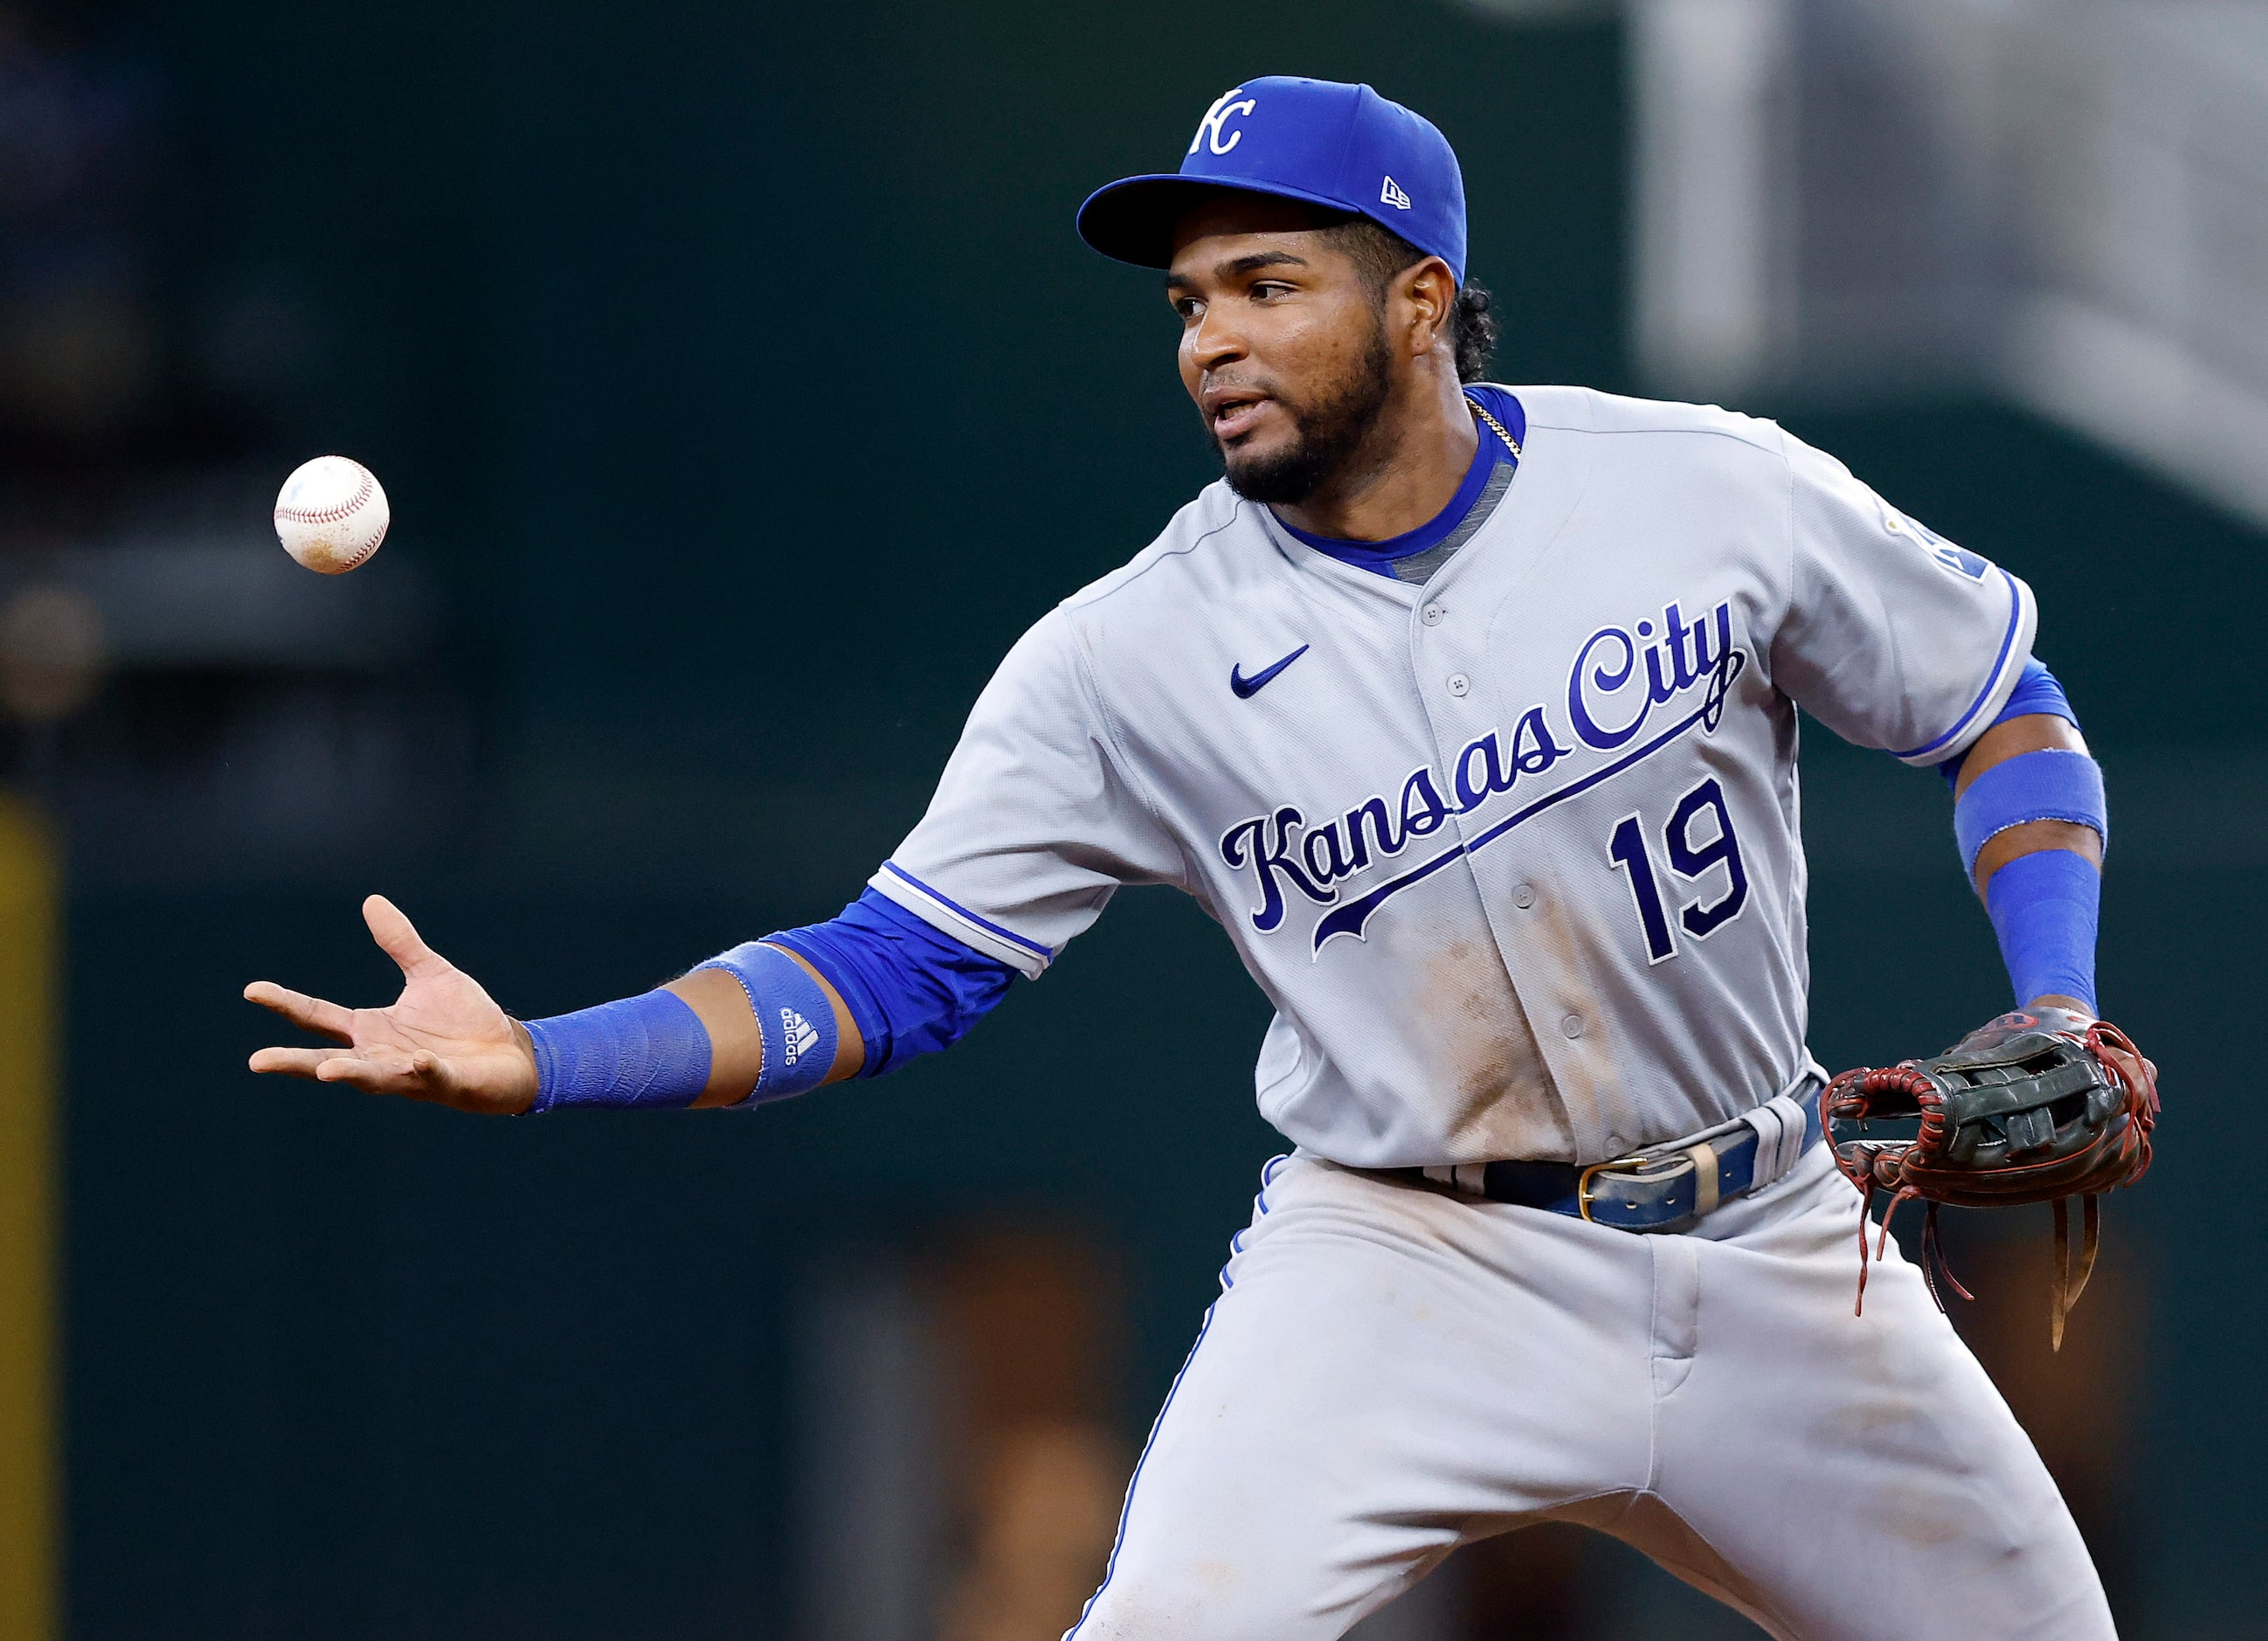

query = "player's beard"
1214;316;1397;506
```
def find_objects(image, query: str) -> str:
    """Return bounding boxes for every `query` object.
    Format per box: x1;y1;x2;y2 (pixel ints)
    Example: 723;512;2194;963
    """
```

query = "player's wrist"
501;1018;541;1114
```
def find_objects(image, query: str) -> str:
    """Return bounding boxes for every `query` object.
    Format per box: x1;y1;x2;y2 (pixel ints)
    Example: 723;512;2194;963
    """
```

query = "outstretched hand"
244;895;539;1115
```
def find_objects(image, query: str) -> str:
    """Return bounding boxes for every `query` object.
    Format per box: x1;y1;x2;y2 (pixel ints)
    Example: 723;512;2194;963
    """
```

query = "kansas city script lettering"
1220;599;1739;936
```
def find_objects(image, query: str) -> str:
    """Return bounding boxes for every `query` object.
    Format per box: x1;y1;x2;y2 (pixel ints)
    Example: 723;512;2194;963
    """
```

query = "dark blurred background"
0;0;2260;1636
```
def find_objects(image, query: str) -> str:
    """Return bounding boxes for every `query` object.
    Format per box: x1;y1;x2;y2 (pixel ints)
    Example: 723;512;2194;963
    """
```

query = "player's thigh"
1072;1156;1654;1640
1647;1153;2112;1640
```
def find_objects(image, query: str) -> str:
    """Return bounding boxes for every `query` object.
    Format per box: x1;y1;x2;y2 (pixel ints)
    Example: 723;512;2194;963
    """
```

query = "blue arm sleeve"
525;988;713;1112
1985;849;2099;1014
1930;656;2104;1011
764;888;1019;1079
1937;656;2077;786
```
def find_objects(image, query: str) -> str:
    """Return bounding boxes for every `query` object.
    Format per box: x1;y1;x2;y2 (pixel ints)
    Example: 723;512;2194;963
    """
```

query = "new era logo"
1380;175;1412;210
780;1007;820;1066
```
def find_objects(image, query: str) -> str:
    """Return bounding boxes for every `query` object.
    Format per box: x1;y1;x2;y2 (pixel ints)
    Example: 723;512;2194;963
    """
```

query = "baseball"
273;455;390;574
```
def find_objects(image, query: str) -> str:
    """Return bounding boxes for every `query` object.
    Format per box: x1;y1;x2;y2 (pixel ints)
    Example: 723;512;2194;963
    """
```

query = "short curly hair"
1323;218;1499;384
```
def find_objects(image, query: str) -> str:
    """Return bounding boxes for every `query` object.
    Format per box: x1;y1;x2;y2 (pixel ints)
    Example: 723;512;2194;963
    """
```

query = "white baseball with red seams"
273;455;390;574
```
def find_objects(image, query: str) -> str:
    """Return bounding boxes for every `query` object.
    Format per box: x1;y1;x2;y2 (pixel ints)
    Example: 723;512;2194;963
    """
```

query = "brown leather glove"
1823;1007;2160;1348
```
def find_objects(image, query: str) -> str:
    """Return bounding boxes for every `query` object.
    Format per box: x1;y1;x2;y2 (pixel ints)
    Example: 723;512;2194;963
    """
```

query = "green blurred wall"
58;2;2267;1636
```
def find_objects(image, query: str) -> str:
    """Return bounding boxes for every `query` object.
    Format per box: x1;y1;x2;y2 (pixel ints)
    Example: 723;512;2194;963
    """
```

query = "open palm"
244;895;538;1115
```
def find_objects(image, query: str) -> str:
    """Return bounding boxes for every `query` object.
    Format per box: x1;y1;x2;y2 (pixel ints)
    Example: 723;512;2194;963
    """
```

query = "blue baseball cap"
1077;77;1469;282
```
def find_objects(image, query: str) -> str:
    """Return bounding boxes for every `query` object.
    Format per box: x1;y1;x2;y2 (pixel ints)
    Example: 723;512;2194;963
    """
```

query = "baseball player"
245;78;2143;1638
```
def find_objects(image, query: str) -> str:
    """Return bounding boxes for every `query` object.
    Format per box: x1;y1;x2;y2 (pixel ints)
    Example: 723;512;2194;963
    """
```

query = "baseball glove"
1823;1007;2160;1348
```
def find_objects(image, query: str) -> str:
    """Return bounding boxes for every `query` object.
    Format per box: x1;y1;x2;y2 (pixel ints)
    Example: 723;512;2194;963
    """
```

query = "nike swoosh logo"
1230;644;1310;699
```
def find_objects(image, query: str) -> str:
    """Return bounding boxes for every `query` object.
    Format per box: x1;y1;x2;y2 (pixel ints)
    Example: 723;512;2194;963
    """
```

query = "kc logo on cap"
1078;76;1469;284
1191;87;1259;156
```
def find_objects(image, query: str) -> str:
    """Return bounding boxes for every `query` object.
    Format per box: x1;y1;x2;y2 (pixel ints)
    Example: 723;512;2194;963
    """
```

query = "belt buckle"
1579;1142;1725;1227
1575;1155;1654;1223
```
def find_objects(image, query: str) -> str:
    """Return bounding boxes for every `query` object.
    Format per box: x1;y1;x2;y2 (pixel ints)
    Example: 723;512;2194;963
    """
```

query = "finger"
400;1049;466;1102
242;981;356;1044
311;1049;430;1096
246;1042;431;1098
363;895;448;981
320;1056;485;1109
248;1046;335;1078
254;1048;429;1095
312;1063;402;1095
289;1049;515;1112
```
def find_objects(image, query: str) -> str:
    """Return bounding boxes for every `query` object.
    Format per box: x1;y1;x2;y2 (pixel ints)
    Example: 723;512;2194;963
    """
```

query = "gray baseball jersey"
870;385;2036;1167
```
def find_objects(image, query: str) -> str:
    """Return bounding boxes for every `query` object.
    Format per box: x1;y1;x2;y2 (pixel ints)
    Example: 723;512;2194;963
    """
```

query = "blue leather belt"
1400;1083;1824;1233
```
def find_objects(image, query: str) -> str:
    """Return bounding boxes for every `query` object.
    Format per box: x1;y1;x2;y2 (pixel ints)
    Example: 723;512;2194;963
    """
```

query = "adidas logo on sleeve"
780;1007;821;1066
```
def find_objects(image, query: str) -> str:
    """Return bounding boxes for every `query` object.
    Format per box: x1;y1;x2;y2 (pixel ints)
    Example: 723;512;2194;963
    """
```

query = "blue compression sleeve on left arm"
1986;849;2100;1013
765;889;1017;1078
1933;656;2105;1010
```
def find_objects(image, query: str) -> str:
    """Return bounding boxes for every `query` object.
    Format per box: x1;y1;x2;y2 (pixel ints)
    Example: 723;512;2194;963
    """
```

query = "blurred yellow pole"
0;800;57;1641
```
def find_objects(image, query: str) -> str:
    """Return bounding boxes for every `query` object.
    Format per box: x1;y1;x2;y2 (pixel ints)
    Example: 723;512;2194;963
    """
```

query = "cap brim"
1075;174;1364;269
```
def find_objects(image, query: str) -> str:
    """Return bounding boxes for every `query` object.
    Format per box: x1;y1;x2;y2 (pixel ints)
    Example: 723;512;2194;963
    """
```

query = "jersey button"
1422;602;1446;626
1447;672;1470;697
1560;1013;1585;1040
1511;883;1537;909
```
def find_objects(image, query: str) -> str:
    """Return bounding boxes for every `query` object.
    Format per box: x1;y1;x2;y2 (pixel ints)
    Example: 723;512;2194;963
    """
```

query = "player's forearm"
1961;717;2100;904
523;945;861;1114
1955;711;2097;880
519;889;1013;1113
1939;668;2107;1014
663;959;863;1106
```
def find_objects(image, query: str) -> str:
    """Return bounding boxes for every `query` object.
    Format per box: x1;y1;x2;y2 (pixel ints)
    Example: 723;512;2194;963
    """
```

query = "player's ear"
1394;256;1457;359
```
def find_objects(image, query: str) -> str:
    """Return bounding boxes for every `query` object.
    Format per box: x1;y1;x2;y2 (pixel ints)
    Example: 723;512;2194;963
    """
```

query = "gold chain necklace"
1465;394;1522;460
